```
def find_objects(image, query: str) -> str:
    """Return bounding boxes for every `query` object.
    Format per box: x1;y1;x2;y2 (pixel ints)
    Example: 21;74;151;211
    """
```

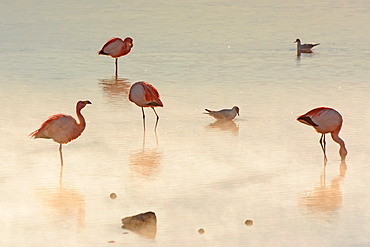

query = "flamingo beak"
84;100;92;105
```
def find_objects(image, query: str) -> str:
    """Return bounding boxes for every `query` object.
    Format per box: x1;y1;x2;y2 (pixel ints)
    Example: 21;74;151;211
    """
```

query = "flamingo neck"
76;106;86;131
331;130;347;160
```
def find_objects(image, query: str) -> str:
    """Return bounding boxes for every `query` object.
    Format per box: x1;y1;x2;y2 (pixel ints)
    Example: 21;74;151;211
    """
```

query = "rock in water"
245;219;253;226
121;211;157;238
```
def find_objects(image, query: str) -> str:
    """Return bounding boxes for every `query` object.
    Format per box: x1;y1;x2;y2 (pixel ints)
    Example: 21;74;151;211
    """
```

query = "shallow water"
1;0;370;246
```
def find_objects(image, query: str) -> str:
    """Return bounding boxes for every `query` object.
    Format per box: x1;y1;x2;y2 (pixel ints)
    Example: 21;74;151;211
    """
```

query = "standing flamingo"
297;107;347;162
30;100;92;166
129;81;163;131
98;37;133;77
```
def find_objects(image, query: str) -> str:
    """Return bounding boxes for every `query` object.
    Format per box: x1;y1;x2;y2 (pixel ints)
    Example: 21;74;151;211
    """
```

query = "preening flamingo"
98;37;133;77
294;38;320;53
30;100;92;166
204;106;240;121
129;81;163;131
297;107;347;162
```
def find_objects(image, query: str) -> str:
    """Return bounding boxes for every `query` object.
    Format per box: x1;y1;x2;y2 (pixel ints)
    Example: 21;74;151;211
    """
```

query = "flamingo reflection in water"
129;132;161;179
129;81;163;131
300;161;347;218
99;77;131;102
36;185;86;231
30;100;92;167
297;107;347;164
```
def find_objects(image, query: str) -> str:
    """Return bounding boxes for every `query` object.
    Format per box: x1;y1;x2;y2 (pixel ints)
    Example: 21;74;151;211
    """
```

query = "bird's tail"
203;109;212;114
147;100;163;107
29;129;50;139
313;43;320;47
98;49;108;55
29;130;39;138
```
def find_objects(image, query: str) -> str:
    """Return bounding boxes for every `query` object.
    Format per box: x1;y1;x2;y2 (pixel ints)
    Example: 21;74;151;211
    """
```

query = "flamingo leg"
141;107;146;131
59;162;64;188
319;134;328;163
59;143;64;167
115;58;118;78
151;107;159;130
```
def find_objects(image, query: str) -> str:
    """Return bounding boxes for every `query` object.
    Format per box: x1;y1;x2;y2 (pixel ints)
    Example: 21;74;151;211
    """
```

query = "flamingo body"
30;100;92;165
129;81;163;130
98;37;133;58
98;37;133;76
129;81;163;107
294;38;319;52
297;107;347;161
30;114;83;144
204;106;239;121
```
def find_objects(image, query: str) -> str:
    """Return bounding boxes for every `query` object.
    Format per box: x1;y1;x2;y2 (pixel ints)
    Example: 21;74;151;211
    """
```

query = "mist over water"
1;0;370;246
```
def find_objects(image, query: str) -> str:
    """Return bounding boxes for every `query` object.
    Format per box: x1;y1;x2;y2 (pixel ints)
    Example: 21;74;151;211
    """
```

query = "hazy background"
0;0;369;246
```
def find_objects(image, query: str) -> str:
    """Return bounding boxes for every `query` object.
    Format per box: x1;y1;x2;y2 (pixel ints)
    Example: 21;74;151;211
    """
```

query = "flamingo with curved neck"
30;100;92;166
297;107;347;163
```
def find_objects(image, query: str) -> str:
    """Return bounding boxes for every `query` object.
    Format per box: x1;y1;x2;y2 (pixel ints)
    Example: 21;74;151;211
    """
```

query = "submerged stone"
121;211;157;239
244;219;253;226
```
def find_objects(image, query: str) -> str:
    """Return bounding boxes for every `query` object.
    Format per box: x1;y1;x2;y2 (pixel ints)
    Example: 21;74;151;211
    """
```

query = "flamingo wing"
98;38;125;57
142;82;163;106
129;82;163;107
31;114;81;144
297;107;342;134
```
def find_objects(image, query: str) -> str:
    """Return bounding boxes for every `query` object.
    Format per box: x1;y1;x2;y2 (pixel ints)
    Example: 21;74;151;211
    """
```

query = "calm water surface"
1;0;370;246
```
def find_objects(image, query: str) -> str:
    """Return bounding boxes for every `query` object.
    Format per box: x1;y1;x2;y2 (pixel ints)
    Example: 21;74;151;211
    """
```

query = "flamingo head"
124;37;134;48
233;106;240;116
77;100;92;111
294;38;300;44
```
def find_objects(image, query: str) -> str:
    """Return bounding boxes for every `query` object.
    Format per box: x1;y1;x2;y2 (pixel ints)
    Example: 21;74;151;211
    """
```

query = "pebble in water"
244;219;253;226
110;193;117;199
198;228;205;234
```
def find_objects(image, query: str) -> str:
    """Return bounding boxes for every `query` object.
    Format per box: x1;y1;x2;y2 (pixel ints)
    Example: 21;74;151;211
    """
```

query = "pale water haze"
0;0;370;246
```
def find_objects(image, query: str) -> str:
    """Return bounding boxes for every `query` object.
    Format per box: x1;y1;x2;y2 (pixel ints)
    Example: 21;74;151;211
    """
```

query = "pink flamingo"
98;37;133;77
297;107;347;162
129;81;163;130
30;100;92;166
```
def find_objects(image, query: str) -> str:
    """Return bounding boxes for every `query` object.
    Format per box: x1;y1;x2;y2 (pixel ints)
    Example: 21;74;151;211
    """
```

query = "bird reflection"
300;161;347;218
206;120;239;135
129;132;161;179
36;184;85;231
296;50;316;58
98;77;131;102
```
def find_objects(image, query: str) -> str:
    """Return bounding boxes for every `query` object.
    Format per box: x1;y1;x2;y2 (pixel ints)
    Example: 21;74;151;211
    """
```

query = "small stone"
244;219;253;226
110;193;117;199
198;228;205;234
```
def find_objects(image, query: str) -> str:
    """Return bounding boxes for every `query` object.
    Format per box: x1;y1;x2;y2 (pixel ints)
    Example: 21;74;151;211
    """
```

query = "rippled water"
1;0;370;246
